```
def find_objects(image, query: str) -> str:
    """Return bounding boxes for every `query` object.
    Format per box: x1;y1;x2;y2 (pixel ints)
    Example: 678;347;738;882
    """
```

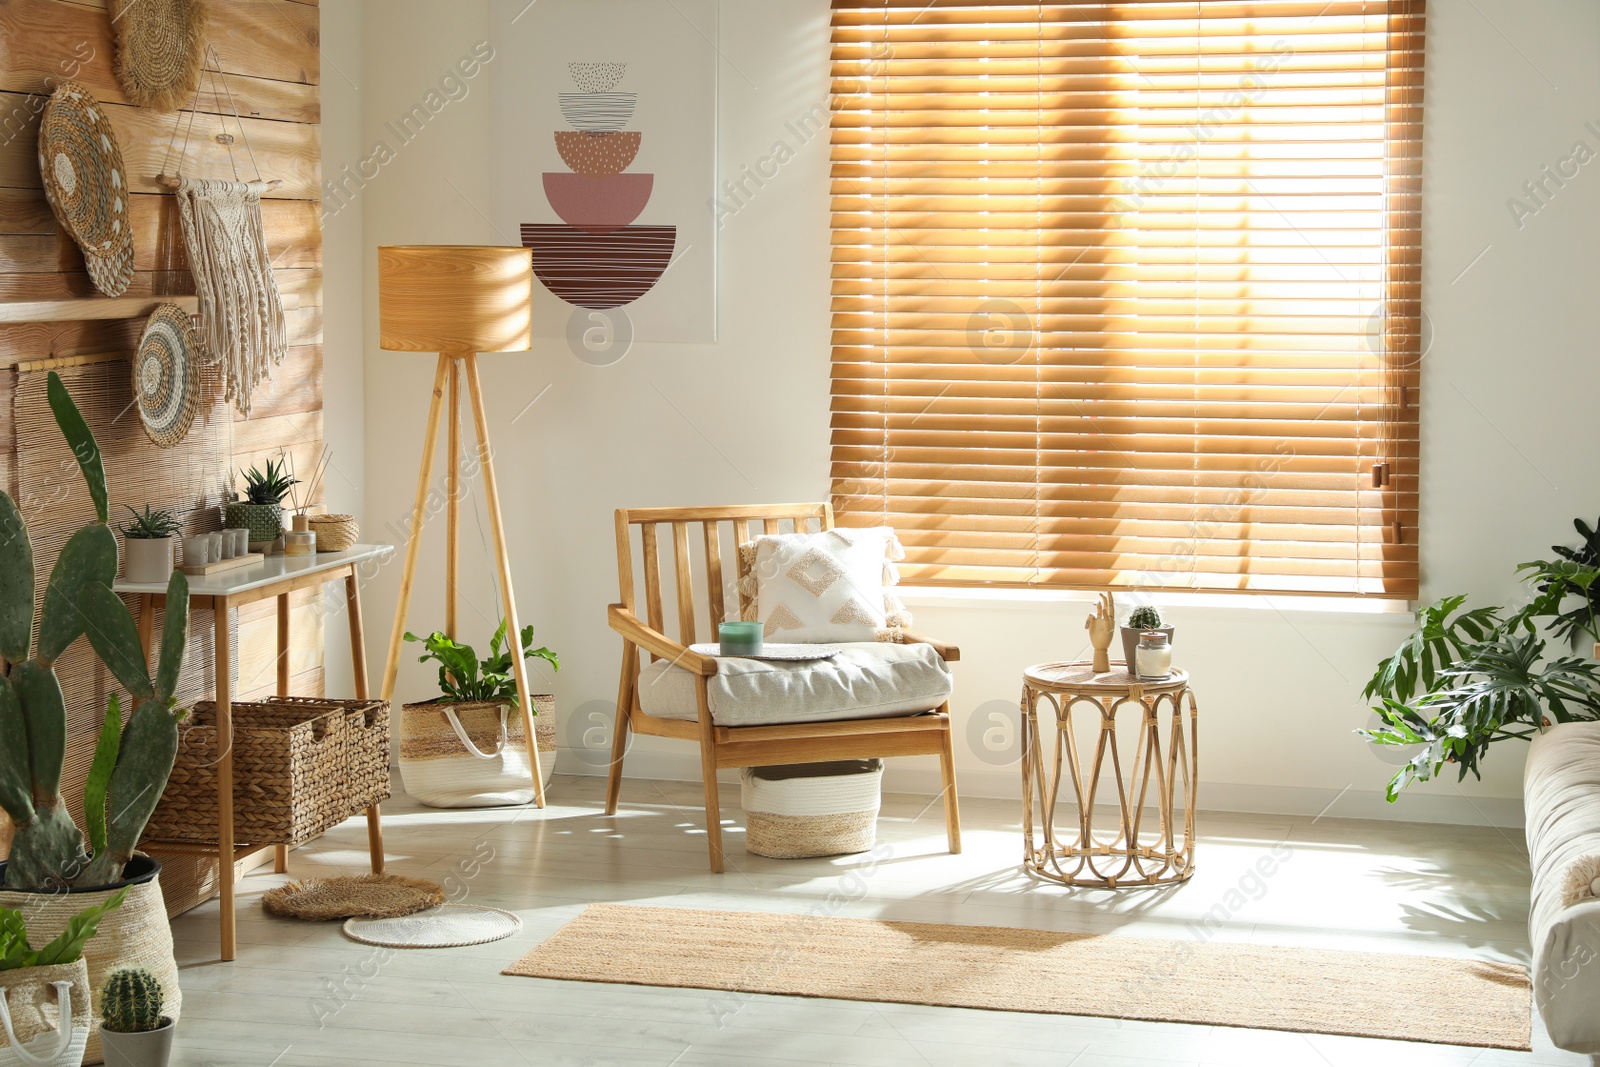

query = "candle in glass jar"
1135;630;1172;679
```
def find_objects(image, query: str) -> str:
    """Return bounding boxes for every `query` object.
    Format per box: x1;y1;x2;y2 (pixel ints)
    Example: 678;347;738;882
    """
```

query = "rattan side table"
1020;661;1198;888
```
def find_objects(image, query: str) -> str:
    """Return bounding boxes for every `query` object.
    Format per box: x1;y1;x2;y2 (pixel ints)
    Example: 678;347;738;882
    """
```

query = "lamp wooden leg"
694;676;724;873
380;353;451;705
346;572;385;875
446;359;460;641
215;597;237;962
605;643;636;815
938;704;962;855
462;353;545;807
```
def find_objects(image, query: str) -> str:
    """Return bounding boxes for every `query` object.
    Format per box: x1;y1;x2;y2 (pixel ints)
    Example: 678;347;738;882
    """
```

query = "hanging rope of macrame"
160;45;287;417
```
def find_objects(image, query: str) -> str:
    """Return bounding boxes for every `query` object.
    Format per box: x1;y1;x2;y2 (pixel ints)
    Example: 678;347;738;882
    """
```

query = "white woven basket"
741;760;883;859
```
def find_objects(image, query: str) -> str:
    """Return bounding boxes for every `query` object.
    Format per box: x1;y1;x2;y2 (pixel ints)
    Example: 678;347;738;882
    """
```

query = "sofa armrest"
901;630;960;663
609;605;719;676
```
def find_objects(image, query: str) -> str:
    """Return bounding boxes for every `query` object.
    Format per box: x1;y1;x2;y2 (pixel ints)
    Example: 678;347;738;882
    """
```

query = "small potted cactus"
223;459;297;548
97;968;172;1067
1120;603;1174;672
118;506;181;585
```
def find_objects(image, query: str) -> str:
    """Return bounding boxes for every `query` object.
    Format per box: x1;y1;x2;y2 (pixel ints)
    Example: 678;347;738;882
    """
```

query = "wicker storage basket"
148;700;354;846
307;513;360;552
741;760;883;859
264;695;392;810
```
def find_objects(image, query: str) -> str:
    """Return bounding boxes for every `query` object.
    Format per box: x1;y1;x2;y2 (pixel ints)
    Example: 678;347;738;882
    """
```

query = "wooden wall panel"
0;0;325;915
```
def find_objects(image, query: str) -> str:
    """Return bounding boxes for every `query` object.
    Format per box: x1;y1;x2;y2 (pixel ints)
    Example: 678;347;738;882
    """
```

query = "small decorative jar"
719;621;763;657
283;530;317;557
1135;630;1173;680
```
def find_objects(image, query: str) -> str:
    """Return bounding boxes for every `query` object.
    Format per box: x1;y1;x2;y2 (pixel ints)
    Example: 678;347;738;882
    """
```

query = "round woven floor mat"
342;905;522;949
262;875;444;922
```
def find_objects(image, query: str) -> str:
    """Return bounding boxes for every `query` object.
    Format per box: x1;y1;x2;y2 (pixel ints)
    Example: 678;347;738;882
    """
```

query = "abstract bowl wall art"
542;172;654;233
554;131;642;177
524;61;677;311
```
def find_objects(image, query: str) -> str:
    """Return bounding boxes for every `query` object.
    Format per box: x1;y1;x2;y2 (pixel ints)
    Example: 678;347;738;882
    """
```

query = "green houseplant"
118;506;180;585
223;459;297;546
98;967;173;1067
398;622;560;806
1120;602;1174;673
1360;515;1600;801
0;890;126;1067
0;372;188;1061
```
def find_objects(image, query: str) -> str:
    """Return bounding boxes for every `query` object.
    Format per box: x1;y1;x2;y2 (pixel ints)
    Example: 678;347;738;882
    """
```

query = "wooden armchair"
605;503;961;872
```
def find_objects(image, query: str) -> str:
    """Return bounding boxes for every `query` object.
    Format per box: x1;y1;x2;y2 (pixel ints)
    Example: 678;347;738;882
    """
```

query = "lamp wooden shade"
378;245;533;354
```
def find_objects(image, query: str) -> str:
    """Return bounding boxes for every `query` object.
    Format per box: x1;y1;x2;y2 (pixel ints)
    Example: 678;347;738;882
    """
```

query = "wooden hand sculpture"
1085;592;1116;672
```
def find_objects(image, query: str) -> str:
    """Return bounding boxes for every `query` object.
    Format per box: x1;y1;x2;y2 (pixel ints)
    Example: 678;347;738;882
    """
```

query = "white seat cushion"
1525;721;1600;1053
636;642;953;728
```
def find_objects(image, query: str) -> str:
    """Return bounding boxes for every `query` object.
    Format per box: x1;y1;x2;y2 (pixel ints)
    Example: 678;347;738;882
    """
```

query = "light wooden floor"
165;775;1591;1067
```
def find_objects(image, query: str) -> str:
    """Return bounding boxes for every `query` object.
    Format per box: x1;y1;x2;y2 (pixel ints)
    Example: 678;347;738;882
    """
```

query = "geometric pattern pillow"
738;527;911;643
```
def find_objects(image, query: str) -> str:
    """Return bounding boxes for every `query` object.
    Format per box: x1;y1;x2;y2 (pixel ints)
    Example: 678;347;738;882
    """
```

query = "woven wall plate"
38;82;134;296
344;905;523;949
262;875;445;922
133;304;202;448
108;0;210;112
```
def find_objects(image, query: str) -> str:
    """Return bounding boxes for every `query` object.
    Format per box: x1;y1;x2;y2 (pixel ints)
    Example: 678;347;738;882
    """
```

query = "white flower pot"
122;537;174;585
99;1018;174;1067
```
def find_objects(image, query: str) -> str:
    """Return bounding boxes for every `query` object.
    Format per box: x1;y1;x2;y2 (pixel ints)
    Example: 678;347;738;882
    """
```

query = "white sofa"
1525;721;1600;1056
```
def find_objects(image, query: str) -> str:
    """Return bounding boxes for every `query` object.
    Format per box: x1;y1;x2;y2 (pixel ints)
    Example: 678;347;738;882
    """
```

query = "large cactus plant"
0;372;187;890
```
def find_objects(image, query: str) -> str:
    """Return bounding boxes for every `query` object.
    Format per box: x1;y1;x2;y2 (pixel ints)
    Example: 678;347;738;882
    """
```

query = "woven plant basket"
306;514;359;552
147;700;352;846
264;696;392;811
399;697;556;808
0;857;179;1067
0;958;90;1067
741;760;883;859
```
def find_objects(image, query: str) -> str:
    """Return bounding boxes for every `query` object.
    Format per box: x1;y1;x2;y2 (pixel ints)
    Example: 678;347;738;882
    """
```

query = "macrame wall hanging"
107;0;210;111
160;45;287;418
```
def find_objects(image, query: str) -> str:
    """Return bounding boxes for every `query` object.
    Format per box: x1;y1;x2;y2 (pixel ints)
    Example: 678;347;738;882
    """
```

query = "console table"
1020;661;1198;888
116;544;394;960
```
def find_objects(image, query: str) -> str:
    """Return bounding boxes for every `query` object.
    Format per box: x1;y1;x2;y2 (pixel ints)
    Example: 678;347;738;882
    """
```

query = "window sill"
895;585;1413;616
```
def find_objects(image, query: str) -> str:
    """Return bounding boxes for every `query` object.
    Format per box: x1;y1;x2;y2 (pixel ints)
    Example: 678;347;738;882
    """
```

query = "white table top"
112;544;394;597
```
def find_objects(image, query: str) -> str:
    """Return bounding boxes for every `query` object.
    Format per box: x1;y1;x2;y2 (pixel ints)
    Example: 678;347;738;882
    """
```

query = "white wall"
321;0;1600;827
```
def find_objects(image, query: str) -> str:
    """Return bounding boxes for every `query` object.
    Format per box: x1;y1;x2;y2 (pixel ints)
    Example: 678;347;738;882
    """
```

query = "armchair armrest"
901;630;960;663
608;605;719;676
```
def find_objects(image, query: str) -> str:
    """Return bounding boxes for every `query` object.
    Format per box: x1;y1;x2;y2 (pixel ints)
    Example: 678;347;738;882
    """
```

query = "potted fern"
1120;603;1174;673
223;459;297;548
97;968;172;1067
0;373;188;1063
399;621;560;807
118;506;180;585
0;890;126;1067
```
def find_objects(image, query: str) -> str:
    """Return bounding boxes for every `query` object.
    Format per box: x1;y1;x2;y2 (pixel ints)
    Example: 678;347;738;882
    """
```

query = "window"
828;1;1424;597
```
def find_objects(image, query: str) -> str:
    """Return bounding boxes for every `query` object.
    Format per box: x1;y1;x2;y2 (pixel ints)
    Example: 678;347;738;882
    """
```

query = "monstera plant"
0;372;187;889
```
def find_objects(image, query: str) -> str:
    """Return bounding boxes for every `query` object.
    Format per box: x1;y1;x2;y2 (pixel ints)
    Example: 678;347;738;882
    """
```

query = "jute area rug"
504;905;1531;1050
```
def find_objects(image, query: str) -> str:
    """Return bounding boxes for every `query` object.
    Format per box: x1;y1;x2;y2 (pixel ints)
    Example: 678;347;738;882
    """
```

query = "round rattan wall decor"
38;81;134;297
107;0;210;112
134;304;202;448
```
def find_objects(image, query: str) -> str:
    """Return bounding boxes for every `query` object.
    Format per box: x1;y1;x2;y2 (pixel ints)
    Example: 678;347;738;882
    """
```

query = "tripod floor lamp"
378;245;546;807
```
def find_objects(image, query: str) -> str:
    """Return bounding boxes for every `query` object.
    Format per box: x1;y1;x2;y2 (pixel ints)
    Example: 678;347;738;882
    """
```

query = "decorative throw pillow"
1561;855;1600;908
738;527;911;643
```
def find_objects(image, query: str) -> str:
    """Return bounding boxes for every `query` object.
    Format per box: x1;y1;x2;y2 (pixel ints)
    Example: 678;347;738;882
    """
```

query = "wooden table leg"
274;592;291;874
137;595;156;671
348;572;384;875
463;353;545;807
215;597;237;962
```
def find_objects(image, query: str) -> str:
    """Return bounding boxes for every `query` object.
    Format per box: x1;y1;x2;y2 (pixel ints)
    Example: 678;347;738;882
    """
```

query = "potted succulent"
223;459;297;547
98;968;173;1067
118;506;180;585
0;890;126;1067
0;373;187;1063
1120;603;1174;672
399;621;560;807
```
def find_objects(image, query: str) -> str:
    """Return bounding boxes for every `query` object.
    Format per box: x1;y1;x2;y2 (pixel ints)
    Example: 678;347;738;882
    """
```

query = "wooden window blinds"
828;1;1424;598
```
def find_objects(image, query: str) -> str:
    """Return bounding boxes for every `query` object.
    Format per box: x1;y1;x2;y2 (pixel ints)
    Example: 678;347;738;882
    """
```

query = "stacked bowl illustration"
522;63;677;310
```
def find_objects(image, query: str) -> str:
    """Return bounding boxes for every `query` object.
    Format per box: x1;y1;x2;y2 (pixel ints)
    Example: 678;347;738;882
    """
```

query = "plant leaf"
46;372;107;524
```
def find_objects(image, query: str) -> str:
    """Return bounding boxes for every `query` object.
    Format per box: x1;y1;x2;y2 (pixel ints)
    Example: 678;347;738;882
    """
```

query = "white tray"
690;643;842;661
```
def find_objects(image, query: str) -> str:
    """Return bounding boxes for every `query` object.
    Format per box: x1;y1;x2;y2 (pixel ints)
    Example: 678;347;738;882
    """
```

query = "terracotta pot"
121;537;173;585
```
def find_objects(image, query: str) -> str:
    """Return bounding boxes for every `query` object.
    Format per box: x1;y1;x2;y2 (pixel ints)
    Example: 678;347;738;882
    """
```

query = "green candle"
719;621;763;657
